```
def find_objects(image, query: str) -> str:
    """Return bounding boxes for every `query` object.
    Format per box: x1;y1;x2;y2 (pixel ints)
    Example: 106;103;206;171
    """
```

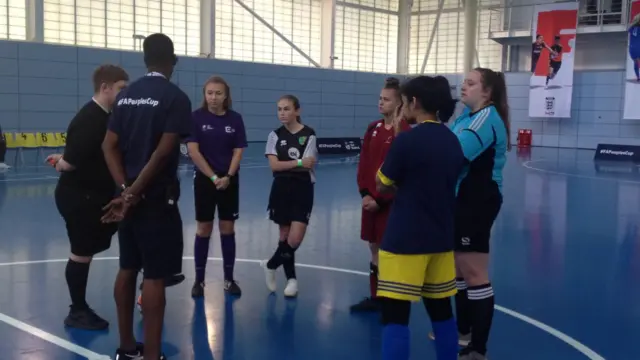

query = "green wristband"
210;175;217;182
297;159;303;167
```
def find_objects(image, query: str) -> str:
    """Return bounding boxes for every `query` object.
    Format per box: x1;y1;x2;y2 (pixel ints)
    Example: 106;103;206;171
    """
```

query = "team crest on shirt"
298;136;307;145
288;147;301;159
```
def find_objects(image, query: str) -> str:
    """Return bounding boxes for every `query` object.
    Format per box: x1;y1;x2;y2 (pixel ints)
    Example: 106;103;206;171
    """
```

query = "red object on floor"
517;129;532;147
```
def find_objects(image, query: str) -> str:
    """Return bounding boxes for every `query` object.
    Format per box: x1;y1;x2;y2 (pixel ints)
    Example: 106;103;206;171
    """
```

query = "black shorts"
267;176;314;226
193;171;239;222
118;188;184;280
550;61;561;73
54;184;117;257
454;195;502;254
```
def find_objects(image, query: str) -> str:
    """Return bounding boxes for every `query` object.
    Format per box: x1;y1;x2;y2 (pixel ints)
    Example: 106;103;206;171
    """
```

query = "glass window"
0;0;27;40
334;5;398;73
214;0;322;67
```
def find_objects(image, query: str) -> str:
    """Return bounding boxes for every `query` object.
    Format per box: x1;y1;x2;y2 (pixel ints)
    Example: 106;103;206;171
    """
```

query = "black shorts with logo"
193;170;240;222
267;176;314;226
118;182;184;280
454;190;502;254
55;184;118;257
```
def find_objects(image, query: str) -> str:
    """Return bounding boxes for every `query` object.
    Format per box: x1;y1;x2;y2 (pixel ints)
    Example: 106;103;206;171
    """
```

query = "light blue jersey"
450;105;507;195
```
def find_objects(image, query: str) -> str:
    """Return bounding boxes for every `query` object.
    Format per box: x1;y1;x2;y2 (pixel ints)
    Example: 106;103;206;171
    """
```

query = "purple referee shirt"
186;108;248;175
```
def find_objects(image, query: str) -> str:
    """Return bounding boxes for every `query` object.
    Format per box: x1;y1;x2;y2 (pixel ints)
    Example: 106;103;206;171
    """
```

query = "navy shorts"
630;47;640;60
118;191;184;280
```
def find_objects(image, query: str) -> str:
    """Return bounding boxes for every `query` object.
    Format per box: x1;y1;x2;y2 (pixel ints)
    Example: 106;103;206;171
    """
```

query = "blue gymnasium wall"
0;39;399;142
0;39;635;149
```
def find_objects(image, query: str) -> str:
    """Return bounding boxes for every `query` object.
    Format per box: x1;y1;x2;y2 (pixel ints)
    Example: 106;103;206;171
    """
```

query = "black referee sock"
266;241;286;270
467;283;495;355
282;243;298;280
65;259;90;310
455;278;471;335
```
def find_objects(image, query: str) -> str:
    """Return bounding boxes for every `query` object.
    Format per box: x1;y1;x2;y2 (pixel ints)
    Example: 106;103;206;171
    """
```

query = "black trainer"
114;342;144;360
191;281;205;298
349;297;380;312
64;306;109;330
224;280;242;296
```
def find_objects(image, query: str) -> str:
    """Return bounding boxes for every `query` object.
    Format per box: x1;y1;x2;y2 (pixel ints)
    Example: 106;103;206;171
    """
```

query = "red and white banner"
623;0;640;119
529;2;578;118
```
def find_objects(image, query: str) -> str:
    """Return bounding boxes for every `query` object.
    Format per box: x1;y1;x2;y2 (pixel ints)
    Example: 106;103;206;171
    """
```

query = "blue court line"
0;257;606;360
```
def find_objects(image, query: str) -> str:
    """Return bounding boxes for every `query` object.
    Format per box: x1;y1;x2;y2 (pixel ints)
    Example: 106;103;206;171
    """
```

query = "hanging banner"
623;0;640;119
529;2;578;118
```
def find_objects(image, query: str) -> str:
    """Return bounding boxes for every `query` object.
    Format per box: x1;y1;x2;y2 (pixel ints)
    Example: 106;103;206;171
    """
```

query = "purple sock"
220;233;236;281
194;235;210;282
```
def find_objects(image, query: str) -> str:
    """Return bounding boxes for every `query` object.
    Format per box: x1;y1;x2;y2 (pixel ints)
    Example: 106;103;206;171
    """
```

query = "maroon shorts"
360;207;390;244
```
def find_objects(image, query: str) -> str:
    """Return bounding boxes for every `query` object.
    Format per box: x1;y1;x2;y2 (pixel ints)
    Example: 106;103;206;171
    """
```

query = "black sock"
467;283;495;355
282;243;297;280
266;241;285;270
455;278;471;335
65;259;90;310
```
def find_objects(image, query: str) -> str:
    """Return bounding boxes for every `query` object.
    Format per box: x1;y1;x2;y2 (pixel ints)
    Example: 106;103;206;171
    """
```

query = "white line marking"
522;159;640;185
0;312;111;360
0;257;605;360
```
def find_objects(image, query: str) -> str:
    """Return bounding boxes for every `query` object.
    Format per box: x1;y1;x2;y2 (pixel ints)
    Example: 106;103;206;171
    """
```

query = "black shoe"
115;343;144;360
64;306;109;330
191;281;205;298
224;280;242;296
139;273;186;291
349;297;380;312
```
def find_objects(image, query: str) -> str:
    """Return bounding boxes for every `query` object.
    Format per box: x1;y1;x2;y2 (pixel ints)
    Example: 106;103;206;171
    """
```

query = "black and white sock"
467;283;495;355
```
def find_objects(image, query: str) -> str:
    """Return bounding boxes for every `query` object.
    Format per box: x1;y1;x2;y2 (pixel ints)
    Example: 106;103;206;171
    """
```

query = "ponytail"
493;72;511;150
475;68;511;150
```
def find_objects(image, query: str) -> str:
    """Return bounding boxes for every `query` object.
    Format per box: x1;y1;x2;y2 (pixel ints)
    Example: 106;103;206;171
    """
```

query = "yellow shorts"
377;250;457;301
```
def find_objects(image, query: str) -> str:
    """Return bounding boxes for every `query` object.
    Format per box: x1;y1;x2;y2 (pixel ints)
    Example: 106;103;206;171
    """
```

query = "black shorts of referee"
267;176;314;225
118;180;184;280
55;184;118;257
194;170;240;222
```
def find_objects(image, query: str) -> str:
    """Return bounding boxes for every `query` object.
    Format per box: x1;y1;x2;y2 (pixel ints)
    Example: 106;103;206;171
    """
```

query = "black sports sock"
467;283;495;355
65;259;91;310
455;278;471;335
266;241;285;270
282;243;297;280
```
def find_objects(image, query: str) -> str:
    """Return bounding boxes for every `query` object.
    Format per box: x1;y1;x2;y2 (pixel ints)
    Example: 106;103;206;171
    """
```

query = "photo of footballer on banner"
529;2;578;118
623;0;640;119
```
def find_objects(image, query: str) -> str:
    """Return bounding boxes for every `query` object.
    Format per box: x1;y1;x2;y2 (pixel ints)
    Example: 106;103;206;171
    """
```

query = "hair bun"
385;77;400;86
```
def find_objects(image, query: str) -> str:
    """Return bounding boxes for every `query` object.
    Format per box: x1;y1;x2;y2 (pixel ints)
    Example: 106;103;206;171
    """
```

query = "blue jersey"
630;26;640;49
450;105;507;203
108;73;192;191
377;121;465;255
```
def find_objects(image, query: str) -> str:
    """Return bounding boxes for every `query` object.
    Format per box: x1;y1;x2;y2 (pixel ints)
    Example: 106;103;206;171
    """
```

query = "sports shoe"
191;281;205;298
458;346;488;360
224;280;242;296
284;278;298;297
261;260;277;292
428;331;471;346
114;343;144;360
64;306;109;330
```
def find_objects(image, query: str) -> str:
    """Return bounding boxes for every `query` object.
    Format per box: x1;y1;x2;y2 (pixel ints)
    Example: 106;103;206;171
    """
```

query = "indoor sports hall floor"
0;144;637;360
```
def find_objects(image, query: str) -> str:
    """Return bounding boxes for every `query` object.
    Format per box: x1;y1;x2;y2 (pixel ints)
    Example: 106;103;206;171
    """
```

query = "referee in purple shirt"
186;76;248;297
